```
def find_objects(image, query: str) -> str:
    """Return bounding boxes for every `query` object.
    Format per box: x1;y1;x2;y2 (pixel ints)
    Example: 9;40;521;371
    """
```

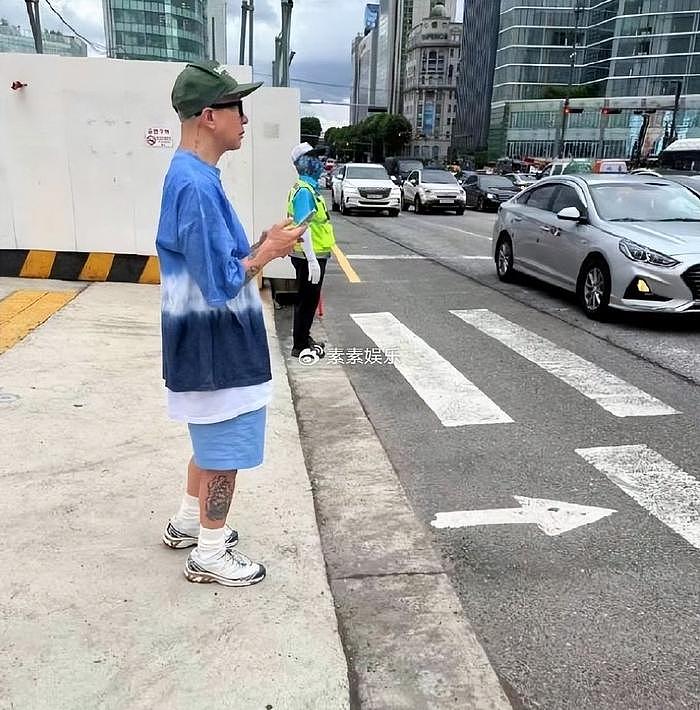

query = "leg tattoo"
205;475;234;521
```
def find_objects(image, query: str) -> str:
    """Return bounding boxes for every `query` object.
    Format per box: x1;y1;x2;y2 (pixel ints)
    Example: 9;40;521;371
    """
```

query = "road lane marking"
0;290;78;354
451;309;678;418
345;254;491;260
406;215;493;241
350;311;513;427
576;445;700;549
331;244;362;283
432;496;616;536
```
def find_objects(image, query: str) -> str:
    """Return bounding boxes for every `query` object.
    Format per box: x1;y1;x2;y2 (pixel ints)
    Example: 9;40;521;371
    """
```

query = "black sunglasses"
194;101;244;118
211;100;245;116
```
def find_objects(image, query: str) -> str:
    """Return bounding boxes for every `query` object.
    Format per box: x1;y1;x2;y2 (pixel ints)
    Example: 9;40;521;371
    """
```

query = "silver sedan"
492;174;700;319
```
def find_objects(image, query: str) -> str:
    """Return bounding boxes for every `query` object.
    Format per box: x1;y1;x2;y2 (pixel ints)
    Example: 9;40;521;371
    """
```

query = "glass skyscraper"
103;0;208;62
494;0;700;102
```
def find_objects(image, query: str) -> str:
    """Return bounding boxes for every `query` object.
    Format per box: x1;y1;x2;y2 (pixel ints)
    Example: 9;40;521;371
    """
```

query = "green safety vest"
287;180;336;257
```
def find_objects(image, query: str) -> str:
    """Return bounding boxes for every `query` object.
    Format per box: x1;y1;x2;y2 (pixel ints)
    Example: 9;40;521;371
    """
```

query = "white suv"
331;163;401;217
401;168;466;215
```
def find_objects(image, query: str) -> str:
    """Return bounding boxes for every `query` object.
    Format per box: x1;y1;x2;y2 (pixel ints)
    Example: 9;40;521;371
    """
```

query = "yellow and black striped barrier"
0;250;160;284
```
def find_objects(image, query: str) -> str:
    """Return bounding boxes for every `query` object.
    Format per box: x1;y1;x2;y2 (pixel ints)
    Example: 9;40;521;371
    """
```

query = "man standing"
287;143;336;359
156;61;305;587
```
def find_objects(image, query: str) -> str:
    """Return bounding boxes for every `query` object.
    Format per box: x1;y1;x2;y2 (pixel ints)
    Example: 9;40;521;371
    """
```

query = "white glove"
308;259;321;285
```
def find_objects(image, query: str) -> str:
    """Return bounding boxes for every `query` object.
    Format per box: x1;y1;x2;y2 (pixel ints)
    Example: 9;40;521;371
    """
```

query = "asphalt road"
283;198;700;710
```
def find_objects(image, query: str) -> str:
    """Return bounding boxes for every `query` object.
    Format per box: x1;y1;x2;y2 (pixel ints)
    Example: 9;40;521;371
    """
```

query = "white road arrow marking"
431;496;617;536
576;444;700;549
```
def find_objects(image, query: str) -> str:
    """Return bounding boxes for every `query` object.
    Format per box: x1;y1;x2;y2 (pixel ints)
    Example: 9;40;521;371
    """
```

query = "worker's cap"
171;60;263;120
291;142;326;163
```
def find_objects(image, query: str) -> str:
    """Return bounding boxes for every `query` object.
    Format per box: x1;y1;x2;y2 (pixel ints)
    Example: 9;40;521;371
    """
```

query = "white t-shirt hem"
166;380;273;425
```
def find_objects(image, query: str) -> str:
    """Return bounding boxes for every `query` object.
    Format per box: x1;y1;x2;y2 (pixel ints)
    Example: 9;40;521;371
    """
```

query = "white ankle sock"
196;526;226;561
175;493;200;529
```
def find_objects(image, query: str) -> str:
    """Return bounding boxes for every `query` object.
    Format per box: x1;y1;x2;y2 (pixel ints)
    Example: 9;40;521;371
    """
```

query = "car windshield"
590;182;700;222
422;170;458;184
399;161;423;172
346;166;389;180
481;176;516;189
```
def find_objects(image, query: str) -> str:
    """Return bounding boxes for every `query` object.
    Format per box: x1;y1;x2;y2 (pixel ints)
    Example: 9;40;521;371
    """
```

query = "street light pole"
555;1;582;158
668;79;682;147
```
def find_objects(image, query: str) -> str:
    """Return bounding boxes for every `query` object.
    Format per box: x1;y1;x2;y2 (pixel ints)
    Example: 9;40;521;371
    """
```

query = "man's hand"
260;218;305;260
307;259;321;285
242;219;305;283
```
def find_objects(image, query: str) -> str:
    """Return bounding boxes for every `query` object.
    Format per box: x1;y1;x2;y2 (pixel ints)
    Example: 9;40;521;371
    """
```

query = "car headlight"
344;186;359;195
486;193;496;200
391;188;401;197
618;238;679;268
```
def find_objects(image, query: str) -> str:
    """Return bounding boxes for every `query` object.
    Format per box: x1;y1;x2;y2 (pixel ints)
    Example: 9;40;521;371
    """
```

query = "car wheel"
577;257;611;320
414;196;424;214
331;194;339;212
402;196;409;211
455;208;465;216
389;209;400;217
477;196;485;211
495;233;515;282
340;193;349;215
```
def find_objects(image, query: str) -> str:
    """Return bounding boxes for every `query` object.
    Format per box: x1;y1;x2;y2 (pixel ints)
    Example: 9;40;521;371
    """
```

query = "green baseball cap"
171;60;263;120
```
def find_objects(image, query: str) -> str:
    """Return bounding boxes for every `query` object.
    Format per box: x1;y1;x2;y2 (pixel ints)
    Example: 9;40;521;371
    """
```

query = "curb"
0;250;160;284
278;314;511;709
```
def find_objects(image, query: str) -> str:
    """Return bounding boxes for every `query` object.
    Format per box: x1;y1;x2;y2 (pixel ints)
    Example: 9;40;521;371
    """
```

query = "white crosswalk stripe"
350;312;513;427
451;309;678;418
576;445;700;549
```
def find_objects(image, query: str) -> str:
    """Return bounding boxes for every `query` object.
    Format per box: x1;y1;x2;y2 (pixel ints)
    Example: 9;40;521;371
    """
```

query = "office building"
206;0;227;63
402;2;461;161
103;0;208;62
451;0;500;156
0;18;87;56
490;0;700;161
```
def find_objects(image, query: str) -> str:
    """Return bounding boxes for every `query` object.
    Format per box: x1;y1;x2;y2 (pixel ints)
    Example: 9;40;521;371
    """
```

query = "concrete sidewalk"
0;281;350;710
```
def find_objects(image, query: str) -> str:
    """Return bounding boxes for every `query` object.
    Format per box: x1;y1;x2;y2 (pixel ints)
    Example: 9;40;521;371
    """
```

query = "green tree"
300;116;322;146
323;114;413;163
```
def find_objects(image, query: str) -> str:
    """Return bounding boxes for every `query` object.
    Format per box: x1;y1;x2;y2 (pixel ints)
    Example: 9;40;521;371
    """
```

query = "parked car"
538;159;593;179
463;174;520;210
384;157;424;186
505;172;537;190
324;163;343;189
592;159;628;174
331;163;401;216
492;174;700;318
401;168;467;214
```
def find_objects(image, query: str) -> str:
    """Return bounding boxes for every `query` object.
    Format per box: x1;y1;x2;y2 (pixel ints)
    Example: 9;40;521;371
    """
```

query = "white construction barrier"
0;53;297;279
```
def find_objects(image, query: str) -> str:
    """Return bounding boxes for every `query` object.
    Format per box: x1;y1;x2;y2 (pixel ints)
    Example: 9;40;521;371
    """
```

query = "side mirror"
390;175;398;183
410;179;418;186
557;206;586;222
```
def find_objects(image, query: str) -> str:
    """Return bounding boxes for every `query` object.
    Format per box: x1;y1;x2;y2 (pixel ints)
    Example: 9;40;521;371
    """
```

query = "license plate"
439;199;453;204
367;194;384;199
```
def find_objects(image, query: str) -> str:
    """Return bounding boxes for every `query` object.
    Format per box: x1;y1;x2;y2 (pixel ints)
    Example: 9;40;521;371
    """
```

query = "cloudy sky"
3;0;464;128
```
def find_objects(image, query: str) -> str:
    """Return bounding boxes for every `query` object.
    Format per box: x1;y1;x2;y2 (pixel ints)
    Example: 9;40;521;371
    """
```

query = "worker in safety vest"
286;142;336;359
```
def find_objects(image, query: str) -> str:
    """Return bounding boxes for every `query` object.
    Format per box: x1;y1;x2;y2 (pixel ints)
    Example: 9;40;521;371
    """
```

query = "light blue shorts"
188;407;267;471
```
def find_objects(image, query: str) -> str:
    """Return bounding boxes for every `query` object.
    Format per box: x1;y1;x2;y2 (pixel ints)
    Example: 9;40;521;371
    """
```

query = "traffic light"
564;107;584;114
601;107;622;115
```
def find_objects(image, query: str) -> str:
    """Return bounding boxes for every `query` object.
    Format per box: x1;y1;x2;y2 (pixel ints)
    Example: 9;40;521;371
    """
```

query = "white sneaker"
184;548;266;587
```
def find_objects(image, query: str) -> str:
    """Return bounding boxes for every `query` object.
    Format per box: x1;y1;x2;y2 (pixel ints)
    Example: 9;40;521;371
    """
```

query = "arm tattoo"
244;263;262;284
205;475;234;521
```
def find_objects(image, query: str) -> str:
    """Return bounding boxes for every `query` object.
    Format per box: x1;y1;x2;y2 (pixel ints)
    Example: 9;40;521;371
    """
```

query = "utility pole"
667;79;682;148
24;0;43;53
555;1;583;158
273;0;294;87
239;1;254;65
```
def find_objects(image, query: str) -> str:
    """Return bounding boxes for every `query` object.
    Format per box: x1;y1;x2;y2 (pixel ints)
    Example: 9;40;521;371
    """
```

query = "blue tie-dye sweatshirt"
155;150;271;393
